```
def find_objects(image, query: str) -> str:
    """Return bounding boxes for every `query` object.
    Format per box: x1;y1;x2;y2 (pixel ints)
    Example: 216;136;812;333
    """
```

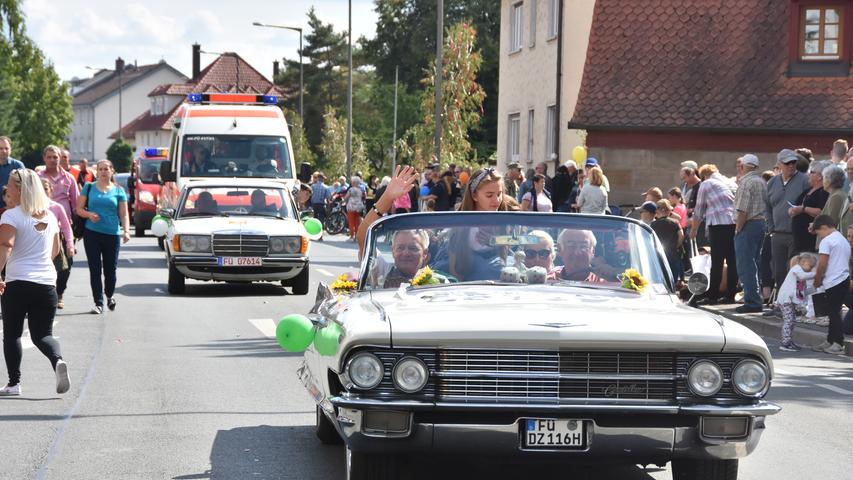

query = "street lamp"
252;21;304;120
86;63;123;144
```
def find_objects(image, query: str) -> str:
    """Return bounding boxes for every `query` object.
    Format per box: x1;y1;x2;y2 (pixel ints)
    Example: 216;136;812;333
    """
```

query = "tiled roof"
73;62;185;106
570;0;853;133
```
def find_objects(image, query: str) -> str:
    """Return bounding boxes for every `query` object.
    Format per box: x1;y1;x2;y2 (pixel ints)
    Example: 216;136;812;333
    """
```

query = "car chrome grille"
212;234;269;256
436;350;677;404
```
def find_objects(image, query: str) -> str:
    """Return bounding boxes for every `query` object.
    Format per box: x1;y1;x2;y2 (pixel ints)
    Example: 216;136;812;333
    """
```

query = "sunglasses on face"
524;249;552;258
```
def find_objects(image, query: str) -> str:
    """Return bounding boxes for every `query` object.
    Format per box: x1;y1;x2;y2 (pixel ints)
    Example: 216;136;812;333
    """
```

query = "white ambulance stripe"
249;318;278;339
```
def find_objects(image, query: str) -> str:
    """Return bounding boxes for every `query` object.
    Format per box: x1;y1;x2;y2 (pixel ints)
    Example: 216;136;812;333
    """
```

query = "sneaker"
823;343;847;355
812;341;832;351
0;384;21;396
735;305;763;314
802;316;817;324
57;296;64;309
107;297;116;311
90;305;104;314
779;342;802;352
815;317;830;327
55;360;70;394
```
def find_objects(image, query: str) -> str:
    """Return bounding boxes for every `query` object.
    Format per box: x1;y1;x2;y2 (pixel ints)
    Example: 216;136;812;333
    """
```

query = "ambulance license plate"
218;257;262;267
522;419;585;449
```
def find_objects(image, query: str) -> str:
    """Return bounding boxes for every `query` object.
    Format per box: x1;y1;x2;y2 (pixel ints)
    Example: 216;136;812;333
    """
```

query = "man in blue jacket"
0;136;26;214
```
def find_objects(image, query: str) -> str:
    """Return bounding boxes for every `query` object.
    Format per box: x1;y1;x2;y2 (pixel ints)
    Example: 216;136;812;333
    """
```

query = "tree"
106;139;133;173
403;22;485;169
285;108;316;167
318;106;368;180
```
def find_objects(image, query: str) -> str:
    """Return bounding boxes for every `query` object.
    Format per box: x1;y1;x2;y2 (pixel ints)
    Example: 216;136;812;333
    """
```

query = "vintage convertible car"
161;179;310;294
298;212;780;480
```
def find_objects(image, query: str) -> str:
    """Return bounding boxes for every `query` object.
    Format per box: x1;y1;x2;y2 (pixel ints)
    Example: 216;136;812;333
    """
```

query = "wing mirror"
158;208;176;219
687;272;710;296
300;210;315;220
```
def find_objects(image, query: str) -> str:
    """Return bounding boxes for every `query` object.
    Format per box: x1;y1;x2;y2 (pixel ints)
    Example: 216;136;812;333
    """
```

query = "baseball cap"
640;201;657;214
777;149;799;164
585;157;599;167
680;160;698;170
507;161;520;170
564;160;578;170
740;154;760;168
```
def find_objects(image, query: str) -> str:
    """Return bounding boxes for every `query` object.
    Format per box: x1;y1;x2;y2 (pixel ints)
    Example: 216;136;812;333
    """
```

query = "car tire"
290;266;310;295
134;218;146;237
315;405;343;444
671;459;738;480
167;262;185;295
346;447;398;480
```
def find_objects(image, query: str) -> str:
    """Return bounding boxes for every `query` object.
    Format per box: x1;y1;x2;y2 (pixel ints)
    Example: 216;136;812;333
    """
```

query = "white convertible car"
161;179;310;294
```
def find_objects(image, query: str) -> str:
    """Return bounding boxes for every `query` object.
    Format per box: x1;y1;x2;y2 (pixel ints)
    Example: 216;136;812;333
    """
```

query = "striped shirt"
693;173;736;227
734;171;767;220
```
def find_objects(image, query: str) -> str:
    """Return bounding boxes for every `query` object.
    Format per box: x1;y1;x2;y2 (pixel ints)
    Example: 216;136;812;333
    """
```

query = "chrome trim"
687;360;723;397
699;416;751;440
731;359;770;398
434;371;677;381
392;356;430;394
345;352;384;390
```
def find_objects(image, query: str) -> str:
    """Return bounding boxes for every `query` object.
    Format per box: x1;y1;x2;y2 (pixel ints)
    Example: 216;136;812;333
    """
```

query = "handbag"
73;182;92;239
53;232;70;272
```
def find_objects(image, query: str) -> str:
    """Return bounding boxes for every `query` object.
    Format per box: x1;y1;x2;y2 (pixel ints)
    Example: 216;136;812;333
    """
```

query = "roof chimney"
115;57;125;74
192;43;201;81
273;60;280;79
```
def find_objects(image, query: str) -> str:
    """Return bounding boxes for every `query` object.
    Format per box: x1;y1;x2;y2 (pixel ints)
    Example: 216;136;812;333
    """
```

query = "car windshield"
177;186;295;219
362;212;670;292
138;159;166;184
180;135;293;179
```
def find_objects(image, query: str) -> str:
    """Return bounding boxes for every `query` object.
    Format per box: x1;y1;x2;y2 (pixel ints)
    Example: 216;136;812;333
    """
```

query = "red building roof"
569;0;853;134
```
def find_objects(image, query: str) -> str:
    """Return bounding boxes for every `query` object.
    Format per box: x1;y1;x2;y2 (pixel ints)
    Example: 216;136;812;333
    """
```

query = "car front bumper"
326;396;780;462
173;255;308;282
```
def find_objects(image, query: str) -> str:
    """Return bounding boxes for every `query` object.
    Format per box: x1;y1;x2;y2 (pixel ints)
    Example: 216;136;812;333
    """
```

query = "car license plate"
522;419;585;449
217;257;262;267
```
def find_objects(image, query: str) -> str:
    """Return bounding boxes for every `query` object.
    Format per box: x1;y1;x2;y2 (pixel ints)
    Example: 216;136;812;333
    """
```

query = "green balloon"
314;322;343;356
304;217;323;236
276;314;315;352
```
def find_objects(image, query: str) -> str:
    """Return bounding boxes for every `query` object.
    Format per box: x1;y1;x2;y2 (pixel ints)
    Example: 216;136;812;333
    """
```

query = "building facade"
497;0;595;175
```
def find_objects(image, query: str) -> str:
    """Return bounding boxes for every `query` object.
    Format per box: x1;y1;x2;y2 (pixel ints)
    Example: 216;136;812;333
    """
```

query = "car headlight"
687;360;723;397
392;357;429;393
346;353;384;390
269;236;303;254
139;190;155;205
178;234;211;253
732;360;769;397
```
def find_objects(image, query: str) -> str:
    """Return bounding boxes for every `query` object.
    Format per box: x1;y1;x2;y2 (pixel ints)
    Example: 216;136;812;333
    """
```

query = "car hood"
367;285;730;352
173;215;303;235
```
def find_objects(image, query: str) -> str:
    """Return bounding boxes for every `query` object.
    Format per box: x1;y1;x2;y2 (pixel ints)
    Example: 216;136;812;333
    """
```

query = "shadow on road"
112;282;293;298
173;425;341;480
177;337;301;358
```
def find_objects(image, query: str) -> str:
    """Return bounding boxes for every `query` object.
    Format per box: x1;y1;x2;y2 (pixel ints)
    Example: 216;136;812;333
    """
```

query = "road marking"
817;383;853;395
775;369;793;376
125;258;134;264
249;318;278;339
315;268;335;277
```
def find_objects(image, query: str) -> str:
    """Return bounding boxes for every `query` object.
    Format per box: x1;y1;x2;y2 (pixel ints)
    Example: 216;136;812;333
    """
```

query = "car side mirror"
309;282;333;317
300;210;314;220
159;208;176;219
687;272;710;296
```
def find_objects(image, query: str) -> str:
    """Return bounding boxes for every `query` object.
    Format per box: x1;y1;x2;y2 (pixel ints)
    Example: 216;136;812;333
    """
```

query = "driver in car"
194;191;218;215
253;147;277;175
370;230;431;289
553;229;608;283
249;189;276;214
185;145;216;175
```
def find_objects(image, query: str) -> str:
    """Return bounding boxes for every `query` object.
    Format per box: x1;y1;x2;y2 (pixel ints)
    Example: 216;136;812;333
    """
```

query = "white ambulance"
160;93;297;205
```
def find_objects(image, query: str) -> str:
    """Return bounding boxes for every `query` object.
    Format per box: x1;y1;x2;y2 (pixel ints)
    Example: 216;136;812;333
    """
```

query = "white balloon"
151;218;169;237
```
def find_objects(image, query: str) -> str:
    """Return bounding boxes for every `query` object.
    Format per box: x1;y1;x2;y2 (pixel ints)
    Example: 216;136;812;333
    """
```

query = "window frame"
547;0;559;39
510;2;524;54
545;104;557;161
529;0;537;48
527;109;535;164
799;5;845;61
508;113;521;163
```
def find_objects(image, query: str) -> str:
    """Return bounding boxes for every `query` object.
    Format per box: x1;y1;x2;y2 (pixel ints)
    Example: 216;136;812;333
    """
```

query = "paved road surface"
1;235;851;479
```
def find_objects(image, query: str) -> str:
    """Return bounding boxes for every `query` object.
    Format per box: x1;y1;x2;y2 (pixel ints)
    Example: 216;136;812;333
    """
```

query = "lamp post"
346;0;353;180
86;63;123;144
253;21;304;119
434;0;444;166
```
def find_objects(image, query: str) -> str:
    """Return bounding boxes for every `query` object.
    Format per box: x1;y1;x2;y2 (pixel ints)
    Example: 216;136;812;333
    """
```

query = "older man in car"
374;230;431;288
553;229;607;283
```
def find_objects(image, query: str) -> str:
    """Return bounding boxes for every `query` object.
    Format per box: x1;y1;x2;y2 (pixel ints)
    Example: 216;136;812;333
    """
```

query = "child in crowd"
639;201;656;224
776;253;818;351
651;200;684;282
811;214;851;355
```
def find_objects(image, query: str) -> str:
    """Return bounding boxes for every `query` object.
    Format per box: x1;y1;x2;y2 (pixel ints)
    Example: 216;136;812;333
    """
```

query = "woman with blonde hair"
76;159;130;314
575;166;608;214
0;168;69;396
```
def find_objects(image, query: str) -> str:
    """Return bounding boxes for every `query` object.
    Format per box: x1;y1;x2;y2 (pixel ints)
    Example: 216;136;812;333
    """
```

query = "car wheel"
167;262;185;295
315;405;342;444
157;236;165;251
291;266;310;295
671;459;738;480
134;218;146;237
346;447;398;480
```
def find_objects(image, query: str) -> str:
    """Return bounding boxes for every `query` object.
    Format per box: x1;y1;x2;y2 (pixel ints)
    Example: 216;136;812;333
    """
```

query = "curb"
698;305;853;357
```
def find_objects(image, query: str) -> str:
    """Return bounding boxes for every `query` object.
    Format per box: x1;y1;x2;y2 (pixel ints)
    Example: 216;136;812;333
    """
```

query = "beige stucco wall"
497;0;595;176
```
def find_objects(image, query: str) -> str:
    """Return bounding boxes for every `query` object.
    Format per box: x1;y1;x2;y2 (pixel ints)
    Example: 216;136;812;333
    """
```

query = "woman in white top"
575;166;609;215
0;169;70;396
521;174;553;212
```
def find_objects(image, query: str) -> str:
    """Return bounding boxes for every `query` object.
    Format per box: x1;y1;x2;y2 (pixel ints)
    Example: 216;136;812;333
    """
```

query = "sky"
22;0;379;82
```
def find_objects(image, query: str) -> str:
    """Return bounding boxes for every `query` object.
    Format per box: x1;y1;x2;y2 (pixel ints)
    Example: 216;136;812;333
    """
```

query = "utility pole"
392;65;399;173
118;67;123;141
346;0;353;179
434;0;444;166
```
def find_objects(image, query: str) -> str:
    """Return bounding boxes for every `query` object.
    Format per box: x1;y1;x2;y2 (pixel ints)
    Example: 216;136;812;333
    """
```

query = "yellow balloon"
572;146;587;164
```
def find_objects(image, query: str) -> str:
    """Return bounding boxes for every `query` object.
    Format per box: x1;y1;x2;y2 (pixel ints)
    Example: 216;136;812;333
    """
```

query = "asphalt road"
1;234;851;480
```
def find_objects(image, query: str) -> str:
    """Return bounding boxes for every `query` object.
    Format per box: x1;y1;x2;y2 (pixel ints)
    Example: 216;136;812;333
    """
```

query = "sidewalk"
699;304;853;357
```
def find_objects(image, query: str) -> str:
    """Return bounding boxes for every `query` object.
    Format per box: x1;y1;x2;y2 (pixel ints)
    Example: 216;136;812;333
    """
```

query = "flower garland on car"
619;268;649;293
330;273;358;294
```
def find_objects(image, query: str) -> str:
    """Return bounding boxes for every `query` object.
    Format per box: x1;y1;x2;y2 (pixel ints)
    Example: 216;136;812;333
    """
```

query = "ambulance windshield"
180;135;294;180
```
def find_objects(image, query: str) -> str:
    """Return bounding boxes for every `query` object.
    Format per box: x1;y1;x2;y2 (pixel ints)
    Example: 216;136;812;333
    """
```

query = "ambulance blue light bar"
142;147;168;157
186;93;278;105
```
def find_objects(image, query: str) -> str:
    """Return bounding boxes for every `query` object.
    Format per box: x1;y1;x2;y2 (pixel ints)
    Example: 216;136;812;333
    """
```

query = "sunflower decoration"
330;273;358;294
619;268;650;293
411;266;441;287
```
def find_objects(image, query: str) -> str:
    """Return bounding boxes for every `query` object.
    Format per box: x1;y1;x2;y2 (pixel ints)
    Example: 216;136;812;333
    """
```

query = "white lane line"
315;268;335;277
775;369;793;376
817;383;853;395
249;318;278;339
